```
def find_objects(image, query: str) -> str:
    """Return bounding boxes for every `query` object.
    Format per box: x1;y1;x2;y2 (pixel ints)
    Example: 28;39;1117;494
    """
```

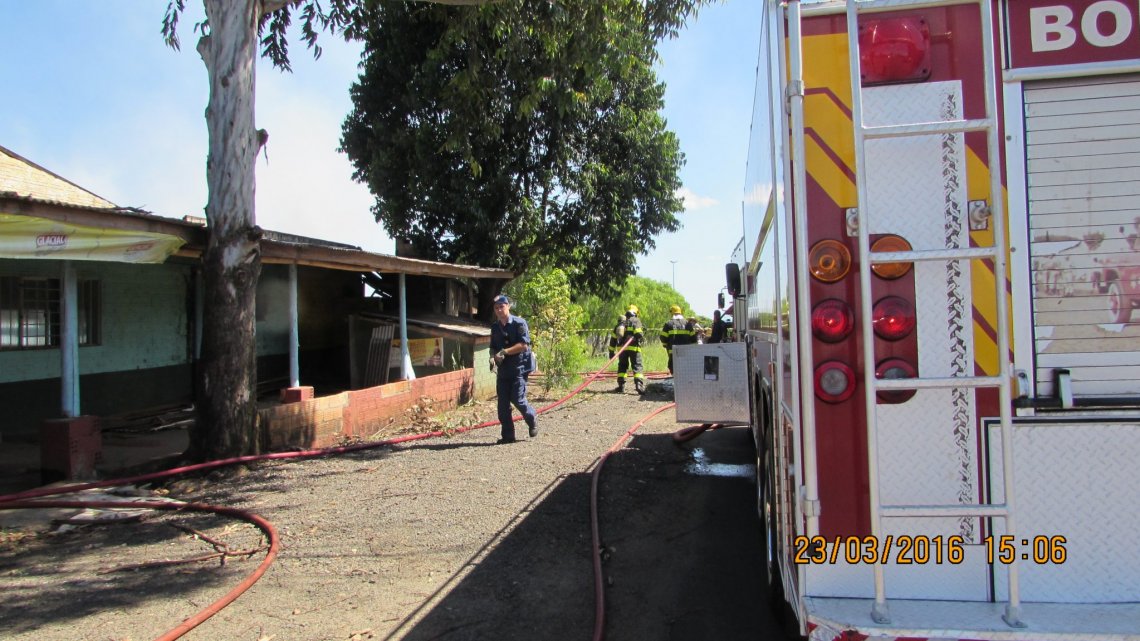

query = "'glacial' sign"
1006;0;1140;69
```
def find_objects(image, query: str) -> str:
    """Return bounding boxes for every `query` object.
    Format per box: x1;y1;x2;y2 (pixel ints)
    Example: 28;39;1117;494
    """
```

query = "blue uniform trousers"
497;371;537;439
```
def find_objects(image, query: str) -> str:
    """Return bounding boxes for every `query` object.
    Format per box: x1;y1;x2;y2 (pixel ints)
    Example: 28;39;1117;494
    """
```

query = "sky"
0;1;762;318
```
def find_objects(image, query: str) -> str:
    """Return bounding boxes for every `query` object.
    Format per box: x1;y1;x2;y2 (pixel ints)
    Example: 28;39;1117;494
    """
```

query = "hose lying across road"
0;338;711;641
589;401;677;641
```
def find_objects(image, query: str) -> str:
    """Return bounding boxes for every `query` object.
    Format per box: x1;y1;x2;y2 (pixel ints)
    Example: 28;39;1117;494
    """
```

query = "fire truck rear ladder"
838;0;1022;628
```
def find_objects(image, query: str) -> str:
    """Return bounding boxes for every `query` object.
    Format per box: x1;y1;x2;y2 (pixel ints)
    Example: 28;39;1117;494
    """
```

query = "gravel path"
0;378;776;641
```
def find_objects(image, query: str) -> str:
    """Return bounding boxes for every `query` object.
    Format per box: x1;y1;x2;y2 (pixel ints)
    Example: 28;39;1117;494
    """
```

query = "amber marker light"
870;234;913;279
809;240;852;283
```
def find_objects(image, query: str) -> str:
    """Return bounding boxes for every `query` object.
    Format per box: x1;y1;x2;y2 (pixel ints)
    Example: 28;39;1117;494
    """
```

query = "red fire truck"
731;1;1140;639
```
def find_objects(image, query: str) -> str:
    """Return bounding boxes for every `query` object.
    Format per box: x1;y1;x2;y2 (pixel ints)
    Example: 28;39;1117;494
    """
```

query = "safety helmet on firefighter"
627;304;639;315
670;304;682;315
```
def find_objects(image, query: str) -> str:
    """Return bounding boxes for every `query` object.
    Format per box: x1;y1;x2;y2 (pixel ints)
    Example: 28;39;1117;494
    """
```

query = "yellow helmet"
669;304;682;315
627;304;639;315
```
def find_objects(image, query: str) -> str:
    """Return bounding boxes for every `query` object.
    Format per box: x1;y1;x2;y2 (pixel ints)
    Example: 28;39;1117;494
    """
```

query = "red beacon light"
859;17;931;86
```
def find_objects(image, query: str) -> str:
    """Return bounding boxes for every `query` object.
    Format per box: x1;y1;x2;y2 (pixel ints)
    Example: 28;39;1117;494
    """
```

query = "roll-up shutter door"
1025;74;1140;398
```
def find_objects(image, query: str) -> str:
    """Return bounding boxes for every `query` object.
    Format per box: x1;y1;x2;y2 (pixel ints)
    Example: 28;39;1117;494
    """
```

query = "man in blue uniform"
490;294;538;443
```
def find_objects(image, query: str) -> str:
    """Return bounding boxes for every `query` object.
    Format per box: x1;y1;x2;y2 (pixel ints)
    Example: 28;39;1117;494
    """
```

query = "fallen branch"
172;523;230;552
97;545;266;574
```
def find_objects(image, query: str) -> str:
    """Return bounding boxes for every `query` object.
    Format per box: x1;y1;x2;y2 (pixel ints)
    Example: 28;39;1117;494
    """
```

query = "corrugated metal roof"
0;145;513;280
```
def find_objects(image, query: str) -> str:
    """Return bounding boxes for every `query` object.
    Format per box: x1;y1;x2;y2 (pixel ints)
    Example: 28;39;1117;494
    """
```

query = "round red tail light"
812;299;855;343
872;296;916;341
815;361;856;403
875;358;917;403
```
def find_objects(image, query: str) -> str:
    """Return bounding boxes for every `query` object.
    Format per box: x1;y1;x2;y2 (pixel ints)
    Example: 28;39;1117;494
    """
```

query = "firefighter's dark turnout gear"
617;306;646;394
661;310;696;375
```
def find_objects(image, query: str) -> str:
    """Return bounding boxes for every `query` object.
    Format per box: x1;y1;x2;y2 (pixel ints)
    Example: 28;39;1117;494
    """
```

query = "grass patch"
581;339;669;374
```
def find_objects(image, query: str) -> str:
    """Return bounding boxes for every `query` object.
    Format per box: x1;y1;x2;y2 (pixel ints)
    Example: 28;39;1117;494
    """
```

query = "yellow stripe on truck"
801;34;853;109
804;135;855;207
965;147;1014;376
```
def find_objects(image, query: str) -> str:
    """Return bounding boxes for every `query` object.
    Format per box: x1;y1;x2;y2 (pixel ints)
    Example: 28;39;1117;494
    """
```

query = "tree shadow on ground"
0;508;265;636
392;426;788;641
0;446;397;637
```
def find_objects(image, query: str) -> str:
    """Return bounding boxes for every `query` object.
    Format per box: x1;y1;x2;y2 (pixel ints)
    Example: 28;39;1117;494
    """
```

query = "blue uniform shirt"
490;314;535;376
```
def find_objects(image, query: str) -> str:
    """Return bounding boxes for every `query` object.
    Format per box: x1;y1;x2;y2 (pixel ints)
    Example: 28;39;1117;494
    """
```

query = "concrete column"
288;263;300;388
399;272;415;381
60;261;79;417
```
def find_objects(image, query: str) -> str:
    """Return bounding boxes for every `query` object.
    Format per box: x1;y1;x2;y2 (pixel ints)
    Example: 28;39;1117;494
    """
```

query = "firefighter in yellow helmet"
661;304;696;375
616;304;646;393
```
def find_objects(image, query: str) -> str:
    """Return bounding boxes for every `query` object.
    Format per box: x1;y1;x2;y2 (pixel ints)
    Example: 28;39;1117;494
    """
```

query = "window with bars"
0;276;101;350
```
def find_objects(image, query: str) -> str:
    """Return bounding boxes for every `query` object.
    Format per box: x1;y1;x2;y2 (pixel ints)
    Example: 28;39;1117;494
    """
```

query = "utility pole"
670;260;678;290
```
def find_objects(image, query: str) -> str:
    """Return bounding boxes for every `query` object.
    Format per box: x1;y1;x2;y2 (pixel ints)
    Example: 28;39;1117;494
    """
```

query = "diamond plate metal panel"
876;389;979;542
864;82;972;380
806;545;990;601
988;420;1140;603
863;82;980;541
808;597;1140;639
863;82;967;252
673;342;750;424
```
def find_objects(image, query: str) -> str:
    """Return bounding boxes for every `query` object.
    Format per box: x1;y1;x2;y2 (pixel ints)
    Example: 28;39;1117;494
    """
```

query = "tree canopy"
341;0;705;295
576;275;693;335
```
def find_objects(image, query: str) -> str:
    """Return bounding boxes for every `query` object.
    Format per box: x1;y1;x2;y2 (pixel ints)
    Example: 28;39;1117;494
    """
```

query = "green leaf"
340;0;705;292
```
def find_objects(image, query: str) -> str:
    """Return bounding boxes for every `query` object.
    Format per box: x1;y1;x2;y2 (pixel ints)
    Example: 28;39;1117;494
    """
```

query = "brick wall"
261;368;490;450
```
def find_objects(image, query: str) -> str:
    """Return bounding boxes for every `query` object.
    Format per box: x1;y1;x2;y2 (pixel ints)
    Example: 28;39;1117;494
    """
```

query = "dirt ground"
0;379;789;641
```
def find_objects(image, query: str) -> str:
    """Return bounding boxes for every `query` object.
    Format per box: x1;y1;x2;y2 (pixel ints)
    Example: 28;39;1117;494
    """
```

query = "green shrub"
539;332;588;392
506;268;587;394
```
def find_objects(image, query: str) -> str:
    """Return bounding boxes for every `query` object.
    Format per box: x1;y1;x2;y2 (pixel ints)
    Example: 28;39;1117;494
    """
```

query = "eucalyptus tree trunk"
188;0;264;460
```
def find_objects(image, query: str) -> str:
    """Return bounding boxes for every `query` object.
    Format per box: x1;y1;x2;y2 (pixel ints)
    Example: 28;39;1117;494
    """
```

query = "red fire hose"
589;402;677;641
0;339;643;640
0;499;279;641
671;422;722;443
